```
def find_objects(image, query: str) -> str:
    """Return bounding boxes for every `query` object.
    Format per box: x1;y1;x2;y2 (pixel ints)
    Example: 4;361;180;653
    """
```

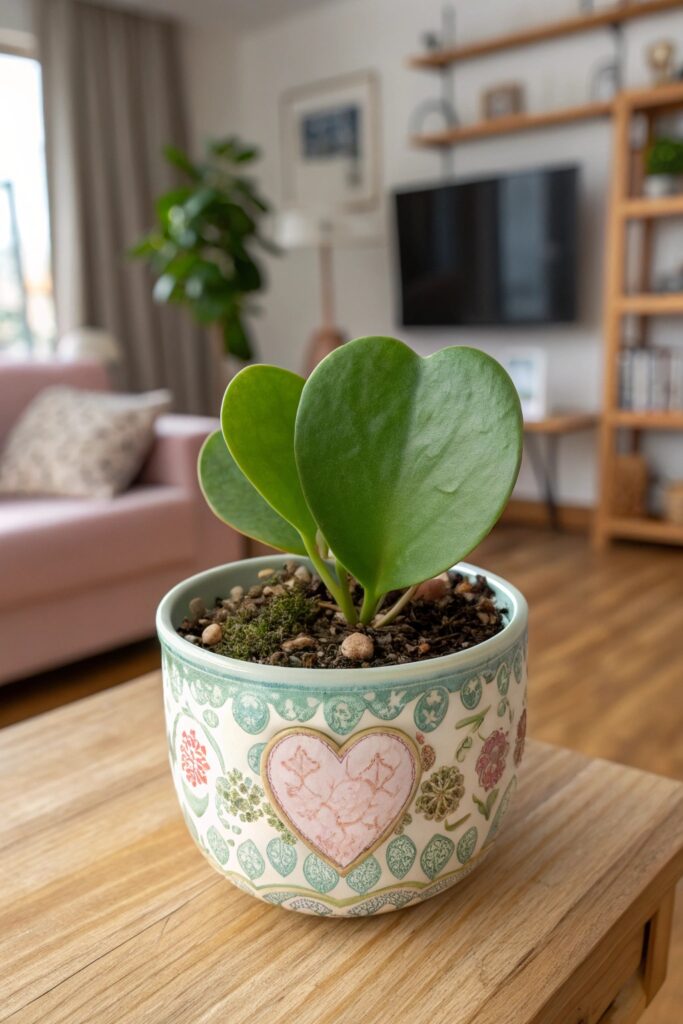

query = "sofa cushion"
0;386;172;499
0;486;195;609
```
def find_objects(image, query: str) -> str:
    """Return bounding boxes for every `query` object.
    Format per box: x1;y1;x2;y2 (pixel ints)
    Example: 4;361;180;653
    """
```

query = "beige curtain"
36;0;214;414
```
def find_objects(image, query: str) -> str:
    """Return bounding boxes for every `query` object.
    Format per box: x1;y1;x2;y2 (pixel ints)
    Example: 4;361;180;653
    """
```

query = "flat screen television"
394;166;578;327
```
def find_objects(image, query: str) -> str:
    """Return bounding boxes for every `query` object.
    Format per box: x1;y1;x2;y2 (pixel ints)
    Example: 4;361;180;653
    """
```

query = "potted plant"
644;137;683;197
132;135;275;364
157;336;528;917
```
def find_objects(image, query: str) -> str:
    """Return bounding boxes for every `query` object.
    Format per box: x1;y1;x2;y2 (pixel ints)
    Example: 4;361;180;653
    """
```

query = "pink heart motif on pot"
262;727;421;875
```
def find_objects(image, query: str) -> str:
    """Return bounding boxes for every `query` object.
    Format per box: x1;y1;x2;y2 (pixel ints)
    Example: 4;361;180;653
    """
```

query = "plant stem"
359;589;381;626
372;585;417;629
302;536;357;625
335;559;358;625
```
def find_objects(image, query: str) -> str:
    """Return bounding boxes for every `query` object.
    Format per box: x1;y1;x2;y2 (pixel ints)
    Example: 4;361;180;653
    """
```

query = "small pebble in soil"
189;596;206;619
341;632;375;662
229;585;244;602
201;623;223;646
415;576;448;602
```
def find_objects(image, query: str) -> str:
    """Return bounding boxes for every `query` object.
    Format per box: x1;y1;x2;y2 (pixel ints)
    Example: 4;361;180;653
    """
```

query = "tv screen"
394;166;578;327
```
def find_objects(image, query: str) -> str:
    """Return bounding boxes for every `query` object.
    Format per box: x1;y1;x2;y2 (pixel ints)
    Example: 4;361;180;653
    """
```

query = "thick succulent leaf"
294;336;522;600
222;365;317;540
198;431;306;555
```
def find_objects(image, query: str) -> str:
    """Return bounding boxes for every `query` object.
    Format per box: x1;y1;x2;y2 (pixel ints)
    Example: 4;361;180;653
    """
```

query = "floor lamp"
275;207;377;375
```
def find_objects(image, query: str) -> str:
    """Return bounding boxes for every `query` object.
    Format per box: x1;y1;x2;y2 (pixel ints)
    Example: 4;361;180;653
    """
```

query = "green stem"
335;559;358;625
359;589;381;626
302;536;357;625
372;584;417;629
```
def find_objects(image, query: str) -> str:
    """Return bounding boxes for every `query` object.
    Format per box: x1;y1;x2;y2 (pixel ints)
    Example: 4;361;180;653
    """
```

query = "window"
0;51;55;353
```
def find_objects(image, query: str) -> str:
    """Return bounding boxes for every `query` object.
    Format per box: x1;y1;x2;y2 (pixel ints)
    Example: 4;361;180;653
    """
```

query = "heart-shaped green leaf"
221;365;317;542
295;337;522;603
198;430;306;554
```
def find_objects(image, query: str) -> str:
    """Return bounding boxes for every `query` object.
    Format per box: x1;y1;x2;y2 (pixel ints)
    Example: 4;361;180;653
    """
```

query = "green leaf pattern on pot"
323;694;365;735
247;742;266;774
203;709;219;728
348;890;416;915
190;677;228;709
386;835;417;880
286;898;333;916
456;826;478;865
420;835;455;880
303;854;340;894
496;663;510;695
486;776;518;846
460;674;482;710
232;691;269;734
346;856;382;894
266;837;297;877
413;687;449;732
207;825;231;865
237;839;265;880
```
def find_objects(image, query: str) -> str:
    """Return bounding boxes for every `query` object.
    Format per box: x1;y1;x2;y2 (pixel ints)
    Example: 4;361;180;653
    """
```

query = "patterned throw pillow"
0;386;172;498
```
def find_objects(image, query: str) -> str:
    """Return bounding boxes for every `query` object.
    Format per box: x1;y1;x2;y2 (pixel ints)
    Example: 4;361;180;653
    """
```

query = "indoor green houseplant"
644;137;683;197
157;336;529;916
132;136;274;360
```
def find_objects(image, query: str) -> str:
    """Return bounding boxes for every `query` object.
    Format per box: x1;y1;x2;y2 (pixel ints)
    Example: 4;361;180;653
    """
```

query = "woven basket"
664;482;683;524
610;454;649;518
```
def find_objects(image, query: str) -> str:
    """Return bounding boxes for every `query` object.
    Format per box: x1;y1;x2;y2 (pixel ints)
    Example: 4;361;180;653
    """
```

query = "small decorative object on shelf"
610;453;649;518
644;136;683;196
481;83;526;121
618;344;683;411
664;481;683;524
646;39;677;85
591;59;620;101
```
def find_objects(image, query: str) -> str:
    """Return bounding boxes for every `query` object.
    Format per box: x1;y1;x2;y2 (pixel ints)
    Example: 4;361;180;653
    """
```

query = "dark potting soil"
177;562;507;669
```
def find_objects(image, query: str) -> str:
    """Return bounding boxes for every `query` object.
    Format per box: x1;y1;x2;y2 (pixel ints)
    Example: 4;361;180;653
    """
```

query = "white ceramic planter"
157;556;528;917
643;174;683;197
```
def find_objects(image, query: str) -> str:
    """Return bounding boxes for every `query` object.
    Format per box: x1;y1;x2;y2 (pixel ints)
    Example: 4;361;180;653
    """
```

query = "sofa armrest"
140;414;248;568
140;414;217;490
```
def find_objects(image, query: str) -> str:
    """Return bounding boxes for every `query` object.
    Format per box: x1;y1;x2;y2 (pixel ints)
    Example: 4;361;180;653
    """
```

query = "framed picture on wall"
500;348;548;422
280;70;380;211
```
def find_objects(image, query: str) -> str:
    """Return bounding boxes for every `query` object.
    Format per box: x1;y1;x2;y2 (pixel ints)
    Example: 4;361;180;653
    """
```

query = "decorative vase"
157;555;528;917
643;174;682;198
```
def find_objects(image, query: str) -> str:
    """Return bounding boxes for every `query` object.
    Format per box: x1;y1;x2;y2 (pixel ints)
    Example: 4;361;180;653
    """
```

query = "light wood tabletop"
1;673;682;1024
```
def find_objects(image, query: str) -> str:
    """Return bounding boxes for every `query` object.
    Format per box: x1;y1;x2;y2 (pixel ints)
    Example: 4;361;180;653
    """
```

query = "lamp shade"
273;206;381;250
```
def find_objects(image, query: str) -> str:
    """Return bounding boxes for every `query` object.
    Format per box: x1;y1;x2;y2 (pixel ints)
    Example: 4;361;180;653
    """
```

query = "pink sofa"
0;360;245;685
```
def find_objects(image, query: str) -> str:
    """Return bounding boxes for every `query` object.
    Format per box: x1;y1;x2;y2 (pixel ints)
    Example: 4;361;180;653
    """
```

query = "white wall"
183;0;683;506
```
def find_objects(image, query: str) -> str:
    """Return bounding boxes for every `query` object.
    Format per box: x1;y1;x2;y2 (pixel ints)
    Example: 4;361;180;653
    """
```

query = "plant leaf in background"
131;135;275;361
295;337;523;609
198;431;306;555
221;365;318;543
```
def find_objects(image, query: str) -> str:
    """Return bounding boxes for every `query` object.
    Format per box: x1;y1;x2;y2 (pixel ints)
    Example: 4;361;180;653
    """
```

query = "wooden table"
1;673;681;1024
523;412;599;530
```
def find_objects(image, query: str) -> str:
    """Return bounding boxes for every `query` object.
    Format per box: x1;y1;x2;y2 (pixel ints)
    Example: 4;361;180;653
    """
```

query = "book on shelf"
618;345;683;411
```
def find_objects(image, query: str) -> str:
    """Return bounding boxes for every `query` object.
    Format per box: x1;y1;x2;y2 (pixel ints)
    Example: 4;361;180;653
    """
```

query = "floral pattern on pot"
158;556;528;917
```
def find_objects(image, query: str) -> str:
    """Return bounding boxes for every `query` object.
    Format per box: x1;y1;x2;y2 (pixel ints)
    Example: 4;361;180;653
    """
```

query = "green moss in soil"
214;585;318;662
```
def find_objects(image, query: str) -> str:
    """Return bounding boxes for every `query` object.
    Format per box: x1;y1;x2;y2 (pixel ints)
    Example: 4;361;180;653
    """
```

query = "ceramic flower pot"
157;555;528;917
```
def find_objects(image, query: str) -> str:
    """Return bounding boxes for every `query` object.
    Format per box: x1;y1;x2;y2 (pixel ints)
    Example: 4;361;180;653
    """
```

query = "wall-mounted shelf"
409;0;683;69
412;101;613;147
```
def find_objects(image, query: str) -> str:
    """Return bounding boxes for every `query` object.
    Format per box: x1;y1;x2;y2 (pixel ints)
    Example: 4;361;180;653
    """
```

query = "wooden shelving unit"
595;84;683;548
409;0;683;69
412;101;612;148
408;2;683;150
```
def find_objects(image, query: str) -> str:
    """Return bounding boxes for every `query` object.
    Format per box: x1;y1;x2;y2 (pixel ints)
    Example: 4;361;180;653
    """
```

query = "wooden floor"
1;525;682;1020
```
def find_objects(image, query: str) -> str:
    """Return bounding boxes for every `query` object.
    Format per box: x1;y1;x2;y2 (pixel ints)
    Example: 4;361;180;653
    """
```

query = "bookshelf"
595;84;683;548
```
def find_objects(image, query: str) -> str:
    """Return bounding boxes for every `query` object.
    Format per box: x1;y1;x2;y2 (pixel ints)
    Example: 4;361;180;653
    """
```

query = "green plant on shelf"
646;137;683;177
198;335;523;627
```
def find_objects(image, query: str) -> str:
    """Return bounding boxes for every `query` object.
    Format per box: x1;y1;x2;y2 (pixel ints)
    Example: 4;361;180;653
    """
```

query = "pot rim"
157;555;527;688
